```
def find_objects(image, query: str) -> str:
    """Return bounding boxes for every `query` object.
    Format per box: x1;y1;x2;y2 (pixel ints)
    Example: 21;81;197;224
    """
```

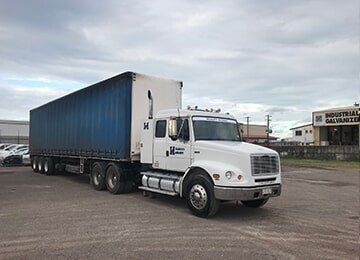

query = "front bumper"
214;184;281;201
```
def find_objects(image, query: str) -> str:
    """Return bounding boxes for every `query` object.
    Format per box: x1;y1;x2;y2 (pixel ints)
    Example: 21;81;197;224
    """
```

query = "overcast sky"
0;0;358;138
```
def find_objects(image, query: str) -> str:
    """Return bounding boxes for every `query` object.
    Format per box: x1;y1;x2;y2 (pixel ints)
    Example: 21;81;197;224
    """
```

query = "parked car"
1;148;29;166
0;144;18;158
0;143;12;150
22;153;30;165
0;145;28;162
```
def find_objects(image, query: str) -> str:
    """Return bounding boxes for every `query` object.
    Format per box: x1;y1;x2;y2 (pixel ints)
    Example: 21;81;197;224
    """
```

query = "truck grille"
251;154;279;176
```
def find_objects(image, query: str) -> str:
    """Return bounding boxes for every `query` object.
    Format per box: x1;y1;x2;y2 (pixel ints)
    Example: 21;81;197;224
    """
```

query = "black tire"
123;181;133;193
32;157;39;173
241;198;269;208
105;163;128;194
38;157;45;174
90;162;106;191
44;157;55;176
185;172;220;218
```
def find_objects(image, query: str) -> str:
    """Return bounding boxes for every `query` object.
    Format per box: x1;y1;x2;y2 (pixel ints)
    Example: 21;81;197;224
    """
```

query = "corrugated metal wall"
30;72;133;160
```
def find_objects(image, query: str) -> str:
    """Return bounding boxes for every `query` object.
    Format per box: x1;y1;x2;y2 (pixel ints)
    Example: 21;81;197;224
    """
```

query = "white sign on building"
313;107;359;126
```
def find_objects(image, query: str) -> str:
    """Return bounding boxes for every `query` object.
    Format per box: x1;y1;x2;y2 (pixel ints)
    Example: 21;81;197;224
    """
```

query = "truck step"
140;171;181;180
138;186;177;196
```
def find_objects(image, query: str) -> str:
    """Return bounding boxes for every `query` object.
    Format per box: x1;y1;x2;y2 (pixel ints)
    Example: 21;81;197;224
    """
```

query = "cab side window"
155;120;166;138
176;118;189;141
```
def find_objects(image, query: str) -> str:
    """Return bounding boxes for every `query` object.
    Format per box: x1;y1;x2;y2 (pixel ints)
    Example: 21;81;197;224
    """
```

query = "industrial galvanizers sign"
313;107;360;126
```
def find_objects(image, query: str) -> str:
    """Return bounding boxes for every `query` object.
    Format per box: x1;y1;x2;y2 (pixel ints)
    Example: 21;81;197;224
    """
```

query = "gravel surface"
0;166;358;259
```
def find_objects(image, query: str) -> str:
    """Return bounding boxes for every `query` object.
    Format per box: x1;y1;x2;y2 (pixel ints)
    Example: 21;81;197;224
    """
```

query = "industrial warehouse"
312;106;359;145
290;105;359;146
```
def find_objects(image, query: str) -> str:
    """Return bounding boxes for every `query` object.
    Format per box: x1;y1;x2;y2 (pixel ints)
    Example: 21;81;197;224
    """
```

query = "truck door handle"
166;151;169;157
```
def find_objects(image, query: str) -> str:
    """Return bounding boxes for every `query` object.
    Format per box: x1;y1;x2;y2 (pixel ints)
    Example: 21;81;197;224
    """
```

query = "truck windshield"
192;116;241;141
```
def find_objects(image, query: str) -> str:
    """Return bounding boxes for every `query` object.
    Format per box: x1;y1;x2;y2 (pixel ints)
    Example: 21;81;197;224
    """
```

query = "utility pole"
265;114;272;146
245;116;250;142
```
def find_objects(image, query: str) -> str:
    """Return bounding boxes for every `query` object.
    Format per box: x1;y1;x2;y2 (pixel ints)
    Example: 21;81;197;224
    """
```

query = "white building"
0;119;29;144
289;123;314;145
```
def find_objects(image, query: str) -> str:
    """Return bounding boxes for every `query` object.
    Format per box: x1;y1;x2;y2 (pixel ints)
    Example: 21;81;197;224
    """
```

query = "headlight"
225;171;233;179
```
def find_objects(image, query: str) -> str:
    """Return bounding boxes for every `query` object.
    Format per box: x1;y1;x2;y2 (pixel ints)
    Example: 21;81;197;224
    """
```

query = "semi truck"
30;71;281;217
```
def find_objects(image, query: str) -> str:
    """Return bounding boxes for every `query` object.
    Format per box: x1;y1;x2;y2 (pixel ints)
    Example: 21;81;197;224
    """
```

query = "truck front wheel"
186;173;220;218
90;162;106;191
241;198;269;208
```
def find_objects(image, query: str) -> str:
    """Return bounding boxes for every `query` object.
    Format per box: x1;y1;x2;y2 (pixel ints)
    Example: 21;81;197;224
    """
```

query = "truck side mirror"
168;119;178;140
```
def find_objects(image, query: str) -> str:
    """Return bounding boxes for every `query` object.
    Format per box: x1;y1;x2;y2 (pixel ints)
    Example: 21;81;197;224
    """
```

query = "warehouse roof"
313;106;359;113
0;119;29;125
290;123;313;130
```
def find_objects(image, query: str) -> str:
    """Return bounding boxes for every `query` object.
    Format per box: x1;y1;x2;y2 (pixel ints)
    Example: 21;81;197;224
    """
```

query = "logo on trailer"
144;122;149;130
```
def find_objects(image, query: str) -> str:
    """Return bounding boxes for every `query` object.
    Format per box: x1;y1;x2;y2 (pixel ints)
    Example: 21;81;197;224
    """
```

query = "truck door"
166;117;191;172
153;119;167;169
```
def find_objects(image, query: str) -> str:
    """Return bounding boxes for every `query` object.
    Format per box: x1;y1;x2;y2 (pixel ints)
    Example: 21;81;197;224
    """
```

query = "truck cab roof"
155;109;237;121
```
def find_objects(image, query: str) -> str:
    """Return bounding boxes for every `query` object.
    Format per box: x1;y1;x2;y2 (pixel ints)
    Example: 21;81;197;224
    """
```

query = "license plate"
262;188;272;195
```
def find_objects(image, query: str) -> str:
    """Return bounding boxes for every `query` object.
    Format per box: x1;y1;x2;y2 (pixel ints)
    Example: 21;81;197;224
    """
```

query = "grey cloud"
0;0;358;138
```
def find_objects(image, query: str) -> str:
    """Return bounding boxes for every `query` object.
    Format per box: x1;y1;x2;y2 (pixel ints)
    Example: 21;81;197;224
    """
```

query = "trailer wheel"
105;163;127;194
123;181;133;193
44;157;55;175
38;157;45;174
90;162;106;191
185;172;220;218
32;157;39;173
241;198;269;208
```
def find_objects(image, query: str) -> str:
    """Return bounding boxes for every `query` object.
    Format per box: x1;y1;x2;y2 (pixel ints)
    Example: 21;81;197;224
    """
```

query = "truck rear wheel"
44;157;55;175
32;157;39;172
90;162;106;190
38;157;45;174
185;172;220;218
241;198;269;208
105;163;127;194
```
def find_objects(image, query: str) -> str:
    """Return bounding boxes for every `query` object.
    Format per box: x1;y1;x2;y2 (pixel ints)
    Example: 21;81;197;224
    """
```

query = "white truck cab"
140;108;281;217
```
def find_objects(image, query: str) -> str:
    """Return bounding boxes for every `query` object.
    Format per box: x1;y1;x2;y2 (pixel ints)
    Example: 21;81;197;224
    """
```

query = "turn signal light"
237;175;243;181
213;173;220;180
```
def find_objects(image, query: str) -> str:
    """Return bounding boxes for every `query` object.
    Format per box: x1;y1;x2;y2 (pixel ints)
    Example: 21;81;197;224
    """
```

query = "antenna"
147;90;153;119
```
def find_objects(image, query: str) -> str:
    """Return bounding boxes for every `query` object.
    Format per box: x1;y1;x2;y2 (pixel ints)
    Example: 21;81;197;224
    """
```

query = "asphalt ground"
0;165;358;259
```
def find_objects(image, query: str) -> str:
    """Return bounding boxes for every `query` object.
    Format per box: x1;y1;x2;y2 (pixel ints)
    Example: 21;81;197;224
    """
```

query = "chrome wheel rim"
38;161;42;171
93;172;100;186
44;161;48;173
32;160;36;169
189;184;208;210
107;170;117;189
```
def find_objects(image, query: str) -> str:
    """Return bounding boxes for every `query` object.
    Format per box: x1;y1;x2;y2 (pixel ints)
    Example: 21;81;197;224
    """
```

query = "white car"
22;153;31;165
1;148;29;166
0;145;28;160
0;144;18;158
0;143;12;150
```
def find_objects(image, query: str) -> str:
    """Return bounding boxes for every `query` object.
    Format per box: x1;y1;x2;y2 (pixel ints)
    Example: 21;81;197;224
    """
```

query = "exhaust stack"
147;90;153;119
